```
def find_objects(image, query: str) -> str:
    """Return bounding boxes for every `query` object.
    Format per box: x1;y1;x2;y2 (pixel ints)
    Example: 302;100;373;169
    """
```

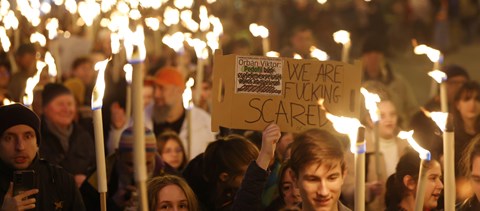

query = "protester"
265;162;302;211
63;56;96;108
458;134;480;210
39;83;95;187
361;34;418;129
7;44;37;102
147;175;200;211
152;66;215;160
384;150;443;211
183;134;259;210
157;131;188;176
410;64;470;157
280;25;315;59
0;103;85;210
80;127;164;211
0;54;11;104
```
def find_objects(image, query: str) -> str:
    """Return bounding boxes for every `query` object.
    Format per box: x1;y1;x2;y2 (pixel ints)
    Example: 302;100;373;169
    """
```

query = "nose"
437;179;444;189
15;139;25;151
316;181;329;197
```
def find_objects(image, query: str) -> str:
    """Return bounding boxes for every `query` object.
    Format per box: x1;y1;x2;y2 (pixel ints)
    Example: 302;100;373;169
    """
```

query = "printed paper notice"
235;56;283;95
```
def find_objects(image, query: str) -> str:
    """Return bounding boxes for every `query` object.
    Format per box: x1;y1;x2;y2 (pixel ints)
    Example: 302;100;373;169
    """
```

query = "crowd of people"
1;0;480;211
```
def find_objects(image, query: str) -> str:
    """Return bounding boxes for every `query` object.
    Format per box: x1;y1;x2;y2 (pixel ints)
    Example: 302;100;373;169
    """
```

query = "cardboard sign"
212;53;362;133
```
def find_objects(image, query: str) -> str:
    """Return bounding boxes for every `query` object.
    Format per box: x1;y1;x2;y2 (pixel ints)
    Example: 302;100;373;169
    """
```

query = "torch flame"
414;44;441;62
110;32;120;54
4;10;19;30
423;109;448;132
428;70;447;83
199;6;210;32
44;52;57;78
0;27;11;52
183;78;194;109
310;46;329;61
123;64;133;84
206;32;219;52
249;23;269;38
266;51;280;58
45;18;59;40
30;32;47;47
162;32;185;53
163;6;180;26
333;30;350;45
360;88;380;122
325;113;362;153
293;54;302;59
3;98;14;105
65;0;77;14
91;59;109;109
398;130;431;160
145;17;160;31
124;25;146;63
78;0;100;27
23;61;45;106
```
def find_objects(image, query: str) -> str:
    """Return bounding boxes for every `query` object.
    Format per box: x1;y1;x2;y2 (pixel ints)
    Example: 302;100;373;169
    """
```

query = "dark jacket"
80;153;164;211
40;118;95;175
232;161;270;211
183;154;236;211
456;196;480;211
0;156;86;211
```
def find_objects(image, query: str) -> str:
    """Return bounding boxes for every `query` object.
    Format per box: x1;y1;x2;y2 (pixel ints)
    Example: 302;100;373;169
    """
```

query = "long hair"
147;175;200;211
156;130;188;170
453;81;480;134
460;134;480;177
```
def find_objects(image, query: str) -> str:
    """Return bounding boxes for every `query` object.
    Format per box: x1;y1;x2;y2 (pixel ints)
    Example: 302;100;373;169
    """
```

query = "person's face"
161;139;184;170
0;125;38;169
469;156;480;201
291;30;313;55
73;62;95;85
423;161;443;209
446;76;468;103
456;92;480;121
362;51;383;78
293;161;345;211
143;85;154;108
154;84;182;108
17;53;36;71
378;101;398;139
43;94;76;128
0;66;10;88
117;151;157;177
282;168;302;207
156;184;188;211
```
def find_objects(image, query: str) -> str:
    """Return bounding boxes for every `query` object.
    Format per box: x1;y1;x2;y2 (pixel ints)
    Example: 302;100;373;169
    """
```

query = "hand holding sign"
256;123;281;170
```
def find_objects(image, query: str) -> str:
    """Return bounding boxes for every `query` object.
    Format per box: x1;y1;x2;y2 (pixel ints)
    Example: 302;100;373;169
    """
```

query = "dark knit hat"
118;127;157;153
0;104;41;145
442;64;470;81
41;83;72;107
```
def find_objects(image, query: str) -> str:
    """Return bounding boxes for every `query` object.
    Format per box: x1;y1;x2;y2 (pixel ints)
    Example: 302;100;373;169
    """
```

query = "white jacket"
179;106;216;160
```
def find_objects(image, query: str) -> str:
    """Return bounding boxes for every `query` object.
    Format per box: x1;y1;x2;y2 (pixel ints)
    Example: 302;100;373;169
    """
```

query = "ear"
219;172;229;182
403;175;417;191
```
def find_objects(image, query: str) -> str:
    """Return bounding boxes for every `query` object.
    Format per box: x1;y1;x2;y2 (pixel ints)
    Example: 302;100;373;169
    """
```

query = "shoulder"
191;106;211;118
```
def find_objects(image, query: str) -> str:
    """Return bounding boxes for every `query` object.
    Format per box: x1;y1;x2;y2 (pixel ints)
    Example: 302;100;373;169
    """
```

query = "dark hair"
203;134;259;184
156;130;188;170
0;52;11;73
278;161;292;200
289;129;346;178
442;64;470;81
71;56;92;70
147;175;200;211
15;43;36;57
460;134;480;177
385;149;422;208
453;81;480;134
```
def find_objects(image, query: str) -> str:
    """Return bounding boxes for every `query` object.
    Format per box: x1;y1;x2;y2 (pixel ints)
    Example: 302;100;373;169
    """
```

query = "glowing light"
53;0;64;6
65;0;77;14
187;38;208;60
129;9;142;20
199;6;210;32
209;15;223;37
326;113;362;153
0;27;11;52
180;10;199;32
145;17;160;31
428;70;447;83
110;32;120;54
310;46;329;61
174;0;193;9
78;0;101;26
163;6;180;26
414;44;441;62
40;1;51;14
4;10;19;30
23;61;45;106
293;54;302;59
124;25;146;62
249;23;269;38
30;32;47;47
45;18;59;39
3;98;14;105
162;32;185;53
183;78;194;109
101;0;116;13
123;64;133;84
44;52;57;78
398;131;431;160
360;88;380;122
92;59;110;109
317;0;327;4
266;51;280;57
422;109;448;132
333;30;350;45
0;1;10;16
